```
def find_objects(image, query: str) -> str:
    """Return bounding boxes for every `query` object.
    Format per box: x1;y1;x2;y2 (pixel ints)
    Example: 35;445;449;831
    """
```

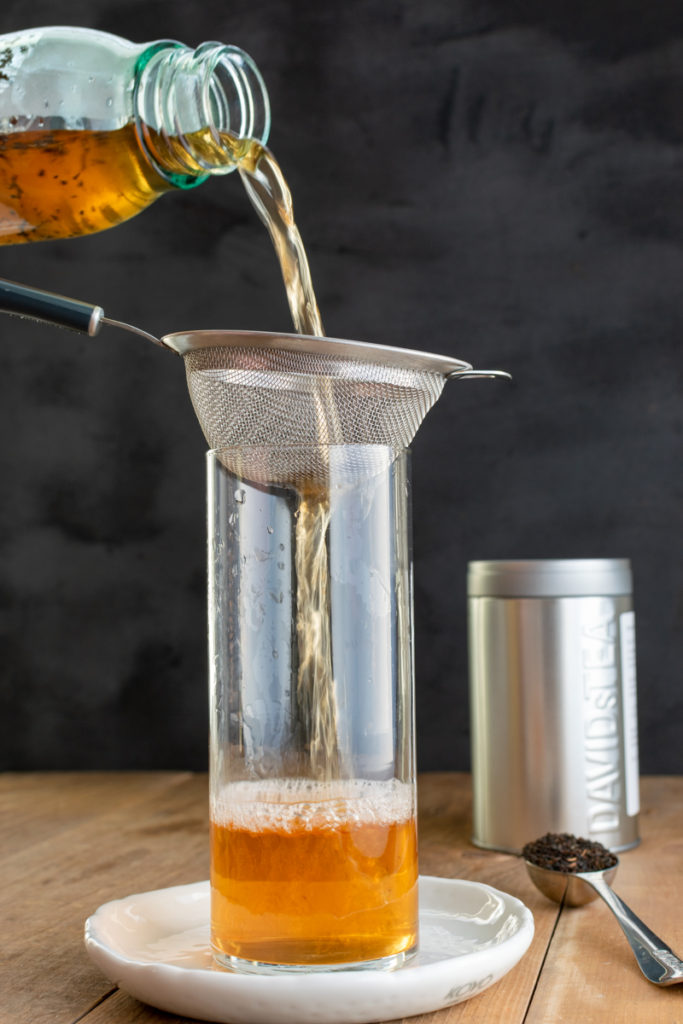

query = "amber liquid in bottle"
0;124;173;244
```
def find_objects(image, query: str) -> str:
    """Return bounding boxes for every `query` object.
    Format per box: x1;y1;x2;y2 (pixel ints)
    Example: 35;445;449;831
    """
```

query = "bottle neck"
134;42;271;188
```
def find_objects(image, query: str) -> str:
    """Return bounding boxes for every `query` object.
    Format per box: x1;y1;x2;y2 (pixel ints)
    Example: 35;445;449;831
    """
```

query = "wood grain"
0;771;208;1024
1;772;681;1024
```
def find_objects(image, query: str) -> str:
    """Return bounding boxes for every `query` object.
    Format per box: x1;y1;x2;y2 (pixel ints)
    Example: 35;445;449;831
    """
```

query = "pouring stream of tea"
237;139;343;780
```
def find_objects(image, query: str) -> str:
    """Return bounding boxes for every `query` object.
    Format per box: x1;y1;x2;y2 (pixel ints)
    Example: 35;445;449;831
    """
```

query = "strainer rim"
205;441;410;455
161;328;472;376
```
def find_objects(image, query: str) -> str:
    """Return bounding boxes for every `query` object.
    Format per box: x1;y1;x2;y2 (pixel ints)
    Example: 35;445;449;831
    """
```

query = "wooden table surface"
2;772;682;1024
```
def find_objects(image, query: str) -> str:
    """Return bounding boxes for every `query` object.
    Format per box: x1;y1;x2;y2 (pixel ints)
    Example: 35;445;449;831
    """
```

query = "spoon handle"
583;874;683;985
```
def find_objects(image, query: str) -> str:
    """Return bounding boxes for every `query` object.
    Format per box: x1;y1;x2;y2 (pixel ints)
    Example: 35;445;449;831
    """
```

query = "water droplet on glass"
279;543;285;551
267;525;274;535
106;97;113;107
277;561;285;570
234;489;246;504
272;649;279;660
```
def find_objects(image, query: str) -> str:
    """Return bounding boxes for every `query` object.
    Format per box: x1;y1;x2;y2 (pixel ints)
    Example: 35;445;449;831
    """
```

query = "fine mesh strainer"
0;278;510;471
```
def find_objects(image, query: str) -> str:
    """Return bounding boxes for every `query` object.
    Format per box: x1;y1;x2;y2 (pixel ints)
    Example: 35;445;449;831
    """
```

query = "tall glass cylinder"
207;444;418;973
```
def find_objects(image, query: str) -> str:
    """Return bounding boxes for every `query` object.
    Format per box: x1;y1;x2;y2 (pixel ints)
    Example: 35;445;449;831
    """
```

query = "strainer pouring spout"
0;275;510;452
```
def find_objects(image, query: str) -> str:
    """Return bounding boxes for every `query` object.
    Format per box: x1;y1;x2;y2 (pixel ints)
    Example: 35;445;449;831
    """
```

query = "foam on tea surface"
211;778;415;832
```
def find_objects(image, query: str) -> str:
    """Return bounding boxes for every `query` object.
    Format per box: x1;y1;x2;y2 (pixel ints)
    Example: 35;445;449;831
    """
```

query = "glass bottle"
0;26;270;244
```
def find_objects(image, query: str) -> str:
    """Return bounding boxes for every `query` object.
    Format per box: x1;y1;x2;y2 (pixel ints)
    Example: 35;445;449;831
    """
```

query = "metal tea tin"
468;559;640;853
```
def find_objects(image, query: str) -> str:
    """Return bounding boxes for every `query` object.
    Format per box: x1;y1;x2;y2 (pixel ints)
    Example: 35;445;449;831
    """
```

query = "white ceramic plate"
84;876;534;1024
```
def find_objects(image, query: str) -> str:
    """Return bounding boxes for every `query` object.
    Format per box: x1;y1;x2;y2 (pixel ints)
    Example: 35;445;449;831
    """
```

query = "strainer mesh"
183;344;446;455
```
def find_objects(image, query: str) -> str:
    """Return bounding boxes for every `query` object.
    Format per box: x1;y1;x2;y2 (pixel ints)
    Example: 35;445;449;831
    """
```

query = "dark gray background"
1;0;680;772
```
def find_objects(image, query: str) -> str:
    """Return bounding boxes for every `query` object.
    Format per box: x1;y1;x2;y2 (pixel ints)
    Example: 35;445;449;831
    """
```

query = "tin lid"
467;559;633;598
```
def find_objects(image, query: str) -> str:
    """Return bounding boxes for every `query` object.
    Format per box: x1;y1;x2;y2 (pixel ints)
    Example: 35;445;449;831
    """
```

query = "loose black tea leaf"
523;832;618;873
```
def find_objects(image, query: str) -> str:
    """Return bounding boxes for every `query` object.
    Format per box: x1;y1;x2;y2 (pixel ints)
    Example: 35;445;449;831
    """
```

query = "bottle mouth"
135;41;271;185
196;43;271;150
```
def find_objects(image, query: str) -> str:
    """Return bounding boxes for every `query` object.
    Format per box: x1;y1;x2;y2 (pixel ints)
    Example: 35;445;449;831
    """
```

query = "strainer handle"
0;277;165;348
0;276;104;336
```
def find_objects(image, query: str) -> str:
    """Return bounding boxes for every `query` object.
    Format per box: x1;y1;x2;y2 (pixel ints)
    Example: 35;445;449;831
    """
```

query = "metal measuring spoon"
525;855;683;985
